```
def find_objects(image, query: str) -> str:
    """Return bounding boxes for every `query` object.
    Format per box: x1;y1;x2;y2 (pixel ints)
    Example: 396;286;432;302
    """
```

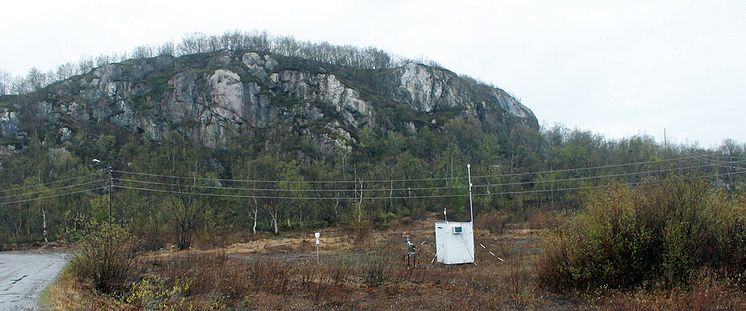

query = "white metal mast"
467;164;473;223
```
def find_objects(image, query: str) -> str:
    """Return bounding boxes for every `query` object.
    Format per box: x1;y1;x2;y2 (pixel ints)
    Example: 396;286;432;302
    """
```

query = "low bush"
527;209;561;230
345;222;373;247
132;221;166;251
598;269;746;309
131;253;360;309
123;276;191;309
71;221;139;294
477;211;511;234
538;178;746;292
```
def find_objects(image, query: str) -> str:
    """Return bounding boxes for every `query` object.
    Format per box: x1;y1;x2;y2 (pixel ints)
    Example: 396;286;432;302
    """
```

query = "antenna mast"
468;164;473;223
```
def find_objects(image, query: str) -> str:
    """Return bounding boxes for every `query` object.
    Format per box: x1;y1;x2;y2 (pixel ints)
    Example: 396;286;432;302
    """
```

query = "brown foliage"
476;211;511;234
71;222;139;295
538;179;746;292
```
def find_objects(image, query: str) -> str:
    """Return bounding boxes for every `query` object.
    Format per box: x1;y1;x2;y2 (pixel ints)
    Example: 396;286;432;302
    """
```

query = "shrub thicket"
538;178;746;292
71;221;139;294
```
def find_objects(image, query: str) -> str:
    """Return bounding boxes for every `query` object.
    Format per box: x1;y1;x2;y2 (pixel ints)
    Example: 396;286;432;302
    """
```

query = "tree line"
0;122;743;249
0;30;445;96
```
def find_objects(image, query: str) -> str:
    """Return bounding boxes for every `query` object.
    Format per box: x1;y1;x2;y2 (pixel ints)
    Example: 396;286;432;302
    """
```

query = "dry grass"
50;217;556;309
47;266;128;310
590;271;746;310
132;219;557;309
47;211;746;310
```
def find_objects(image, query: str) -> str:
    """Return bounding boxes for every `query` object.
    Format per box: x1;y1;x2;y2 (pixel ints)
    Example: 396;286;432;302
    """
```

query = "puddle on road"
10;275;28;285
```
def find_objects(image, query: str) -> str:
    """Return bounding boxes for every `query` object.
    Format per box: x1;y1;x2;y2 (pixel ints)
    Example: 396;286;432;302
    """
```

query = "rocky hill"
0;50;536;156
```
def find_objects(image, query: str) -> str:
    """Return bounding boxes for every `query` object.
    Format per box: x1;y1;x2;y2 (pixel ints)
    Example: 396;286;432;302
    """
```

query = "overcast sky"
1;0;744;147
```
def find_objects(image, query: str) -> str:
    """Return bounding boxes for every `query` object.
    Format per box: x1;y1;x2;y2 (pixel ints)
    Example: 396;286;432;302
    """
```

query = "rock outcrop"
0;50;538;154
0;109;19;137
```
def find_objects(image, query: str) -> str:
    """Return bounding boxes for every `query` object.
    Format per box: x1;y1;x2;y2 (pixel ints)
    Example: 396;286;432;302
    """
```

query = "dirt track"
0;251;69;310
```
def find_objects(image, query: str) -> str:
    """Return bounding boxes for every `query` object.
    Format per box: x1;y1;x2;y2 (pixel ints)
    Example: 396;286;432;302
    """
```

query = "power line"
0;171;105;193
685;152;746;169
0;160;741;205
113;170;465;184
474;169;746;197
475;159;746;190
0;179;107;200
113;184;470;200
112;159;744;194
111;153;715;185
0;186;105;205
3;169;740;207
112;178;468;193
0;153;741;204
113;169;746;201
470;153;715;180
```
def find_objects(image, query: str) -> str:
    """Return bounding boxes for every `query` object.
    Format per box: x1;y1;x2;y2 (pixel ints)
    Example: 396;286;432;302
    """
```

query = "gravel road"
0;251;69;310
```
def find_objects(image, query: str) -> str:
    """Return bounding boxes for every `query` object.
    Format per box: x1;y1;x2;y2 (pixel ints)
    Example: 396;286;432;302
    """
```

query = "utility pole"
108;166;113;227
730;153;736;193
467;164;473;223
467;164;476;264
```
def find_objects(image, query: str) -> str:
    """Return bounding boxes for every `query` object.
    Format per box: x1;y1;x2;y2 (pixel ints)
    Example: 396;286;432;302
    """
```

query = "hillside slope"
0;50;537;155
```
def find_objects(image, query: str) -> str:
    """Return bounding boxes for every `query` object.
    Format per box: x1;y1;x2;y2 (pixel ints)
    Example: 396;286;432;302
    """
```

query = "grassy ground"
46;213;746;310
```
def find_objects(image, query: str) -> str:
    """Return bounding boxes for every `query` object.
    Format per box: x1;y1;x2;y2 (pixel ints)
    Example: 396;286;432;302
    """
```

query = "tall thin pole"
314;231;320;264
108;166;113;227
730;153;736;192
467;164;473;223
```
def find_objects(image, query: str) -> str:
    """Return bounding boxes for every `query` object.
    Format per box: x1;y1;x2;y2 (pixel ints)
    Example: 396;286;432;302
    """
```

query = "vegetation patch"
70;221;140;295
538;178;746;292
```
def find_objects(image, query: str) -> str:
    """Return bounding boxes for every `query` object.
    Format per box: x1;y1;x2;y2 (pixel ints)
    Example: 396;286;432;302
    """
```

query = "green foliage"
88;195;110;223
71;220;138;294
123;277;191;310
538;178;746;292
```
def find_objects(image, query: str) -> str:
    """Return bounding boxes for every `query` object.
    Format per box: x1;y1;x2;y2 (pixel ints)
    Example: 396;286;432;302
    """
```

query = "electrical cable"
113;169;465;184
470;153;717;180
111;153;715;185
111;159;745;194
0;171;105;193
113;169;746;201
0;179;108;200
112;177;468;193
474;158;746;189
684;152;746;169
1;153;742;205
473;169;746;197
0;186;105;205
113;184;470;200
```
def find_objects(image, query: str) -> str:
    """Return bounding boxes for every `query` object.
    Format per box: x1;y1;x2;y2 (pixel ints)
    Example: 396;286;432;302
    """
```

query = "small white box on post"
314;231;321;264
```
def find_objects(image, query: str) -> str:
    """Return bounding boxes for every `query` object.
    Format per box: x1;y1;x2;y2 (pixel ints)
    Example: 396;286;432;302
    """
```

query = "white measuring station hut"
435;164;476;265
435;221;475;264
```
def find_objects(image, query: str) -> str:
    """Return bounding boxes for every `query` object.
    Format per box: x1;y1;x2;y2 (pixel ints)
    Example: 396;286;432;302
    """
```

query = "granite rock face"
0;109;19;137
0;51;538;154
